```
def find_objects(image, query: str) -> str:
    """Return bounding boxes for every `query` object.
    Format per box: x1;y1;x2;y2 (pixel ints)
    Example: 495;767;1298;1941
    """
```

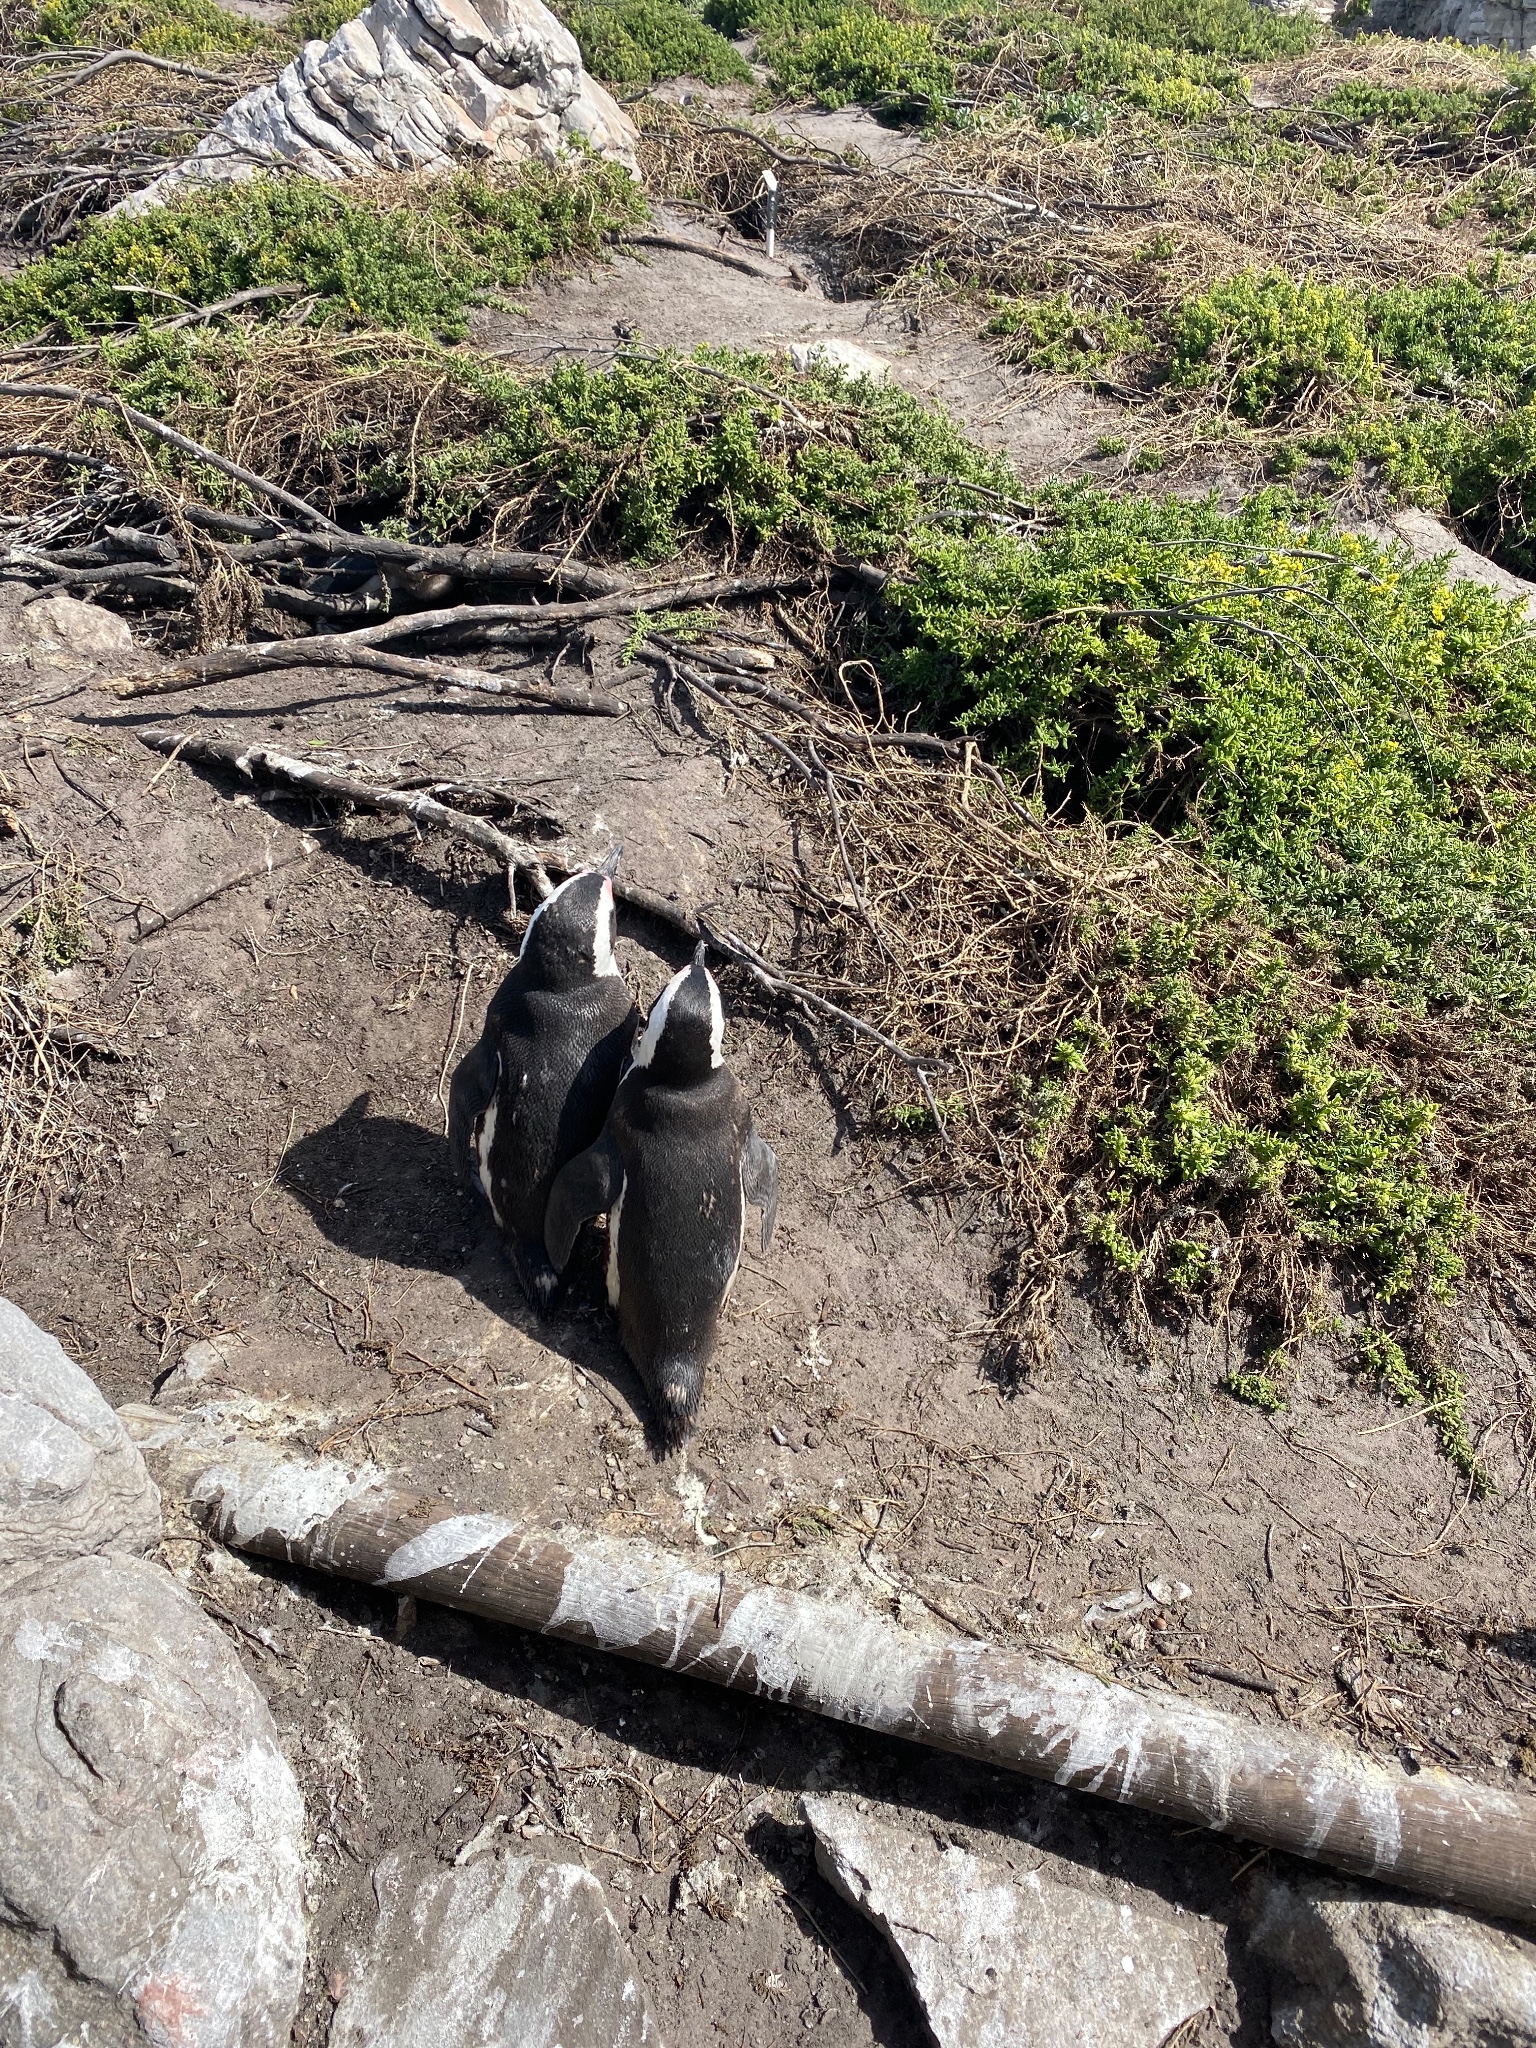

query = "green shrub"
0;159;646;342
1367;272;1536;396
1077;0;1317;59
768;4;951;107
1355;1326;1478;1481
559;0;752;83
1222;1369;1287;1410
1168;269;1378;420
988;291;1146;371
1316;79;1489;133
885;488;1536;1011
365;345;1012;557
286;0;361;42
34;0;279;54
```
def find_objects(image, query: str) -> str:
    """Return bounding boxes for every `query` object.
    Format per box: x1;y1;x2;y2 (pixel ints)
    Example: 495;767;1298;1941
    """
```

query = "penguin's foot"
511;1240;562;1313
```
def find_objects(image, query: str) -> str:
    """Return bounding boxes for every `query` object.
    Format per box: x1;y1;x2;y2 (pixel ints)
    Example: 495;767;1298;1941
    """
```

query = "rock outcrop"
0;1292;160;1583
125;0;637;215
804;1792;1223;2048
329;1849;661;2047
0;1298;307;2048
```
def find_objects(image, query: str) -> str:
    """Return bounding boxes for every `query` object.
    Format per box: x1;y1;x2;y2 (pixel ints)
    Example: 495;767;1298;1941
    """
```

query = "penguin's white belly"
606;1179;626;1309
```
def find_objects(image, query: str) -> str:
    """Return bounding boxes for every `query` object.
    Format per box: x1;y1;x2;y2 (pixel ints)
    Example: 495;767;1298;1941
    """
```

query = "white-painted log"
175;1437;1536;1925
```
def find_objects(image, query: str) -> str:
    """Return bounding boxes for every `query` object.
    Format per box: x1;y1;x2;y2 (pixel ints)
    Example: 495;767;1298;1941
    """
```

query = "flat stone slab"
1251;1874;1536;2048
0;1293;160;1583
0;1550;306;2048
330;1849;661;2047
805;1792;1222;2048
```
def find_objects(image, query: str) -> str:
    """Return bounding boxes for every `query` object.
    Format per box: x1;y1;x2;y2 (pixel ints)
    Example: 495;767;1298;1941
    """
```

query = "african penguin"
544;943;778;1450
447;846;638;1309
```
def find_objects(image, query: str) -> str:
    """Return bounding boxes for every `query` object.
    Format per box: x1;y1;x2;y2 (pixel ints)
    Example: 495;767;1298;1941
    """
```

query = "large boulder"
0;1550;307;2048
329;1848;660;2047
1250;1875;1536;2047
0;1294;160;1584
125;0;637;215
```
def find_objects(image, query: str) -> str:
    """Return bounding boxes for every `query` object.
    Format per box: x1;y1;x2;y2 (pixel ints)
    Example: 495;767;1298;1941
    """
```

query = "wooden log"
173;1437;1536;1926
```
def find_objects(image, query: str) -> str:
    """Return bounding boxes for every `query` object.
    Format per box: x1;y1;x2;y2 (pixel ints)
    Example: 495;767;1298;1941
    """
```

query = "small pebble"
804;1429;820;1450
770;1424;789;1447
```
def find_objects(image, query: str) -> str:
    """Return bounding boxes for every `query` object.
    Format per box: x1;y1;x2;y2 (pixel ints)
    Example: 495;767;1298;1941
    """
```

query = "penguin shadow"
277;1091;656;1427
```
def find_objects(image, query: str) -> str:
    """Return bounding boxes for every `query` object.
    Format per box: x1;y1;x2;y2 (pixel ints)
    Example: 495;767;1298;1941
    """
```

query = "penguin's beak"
692;939;709;970
598;842;624;878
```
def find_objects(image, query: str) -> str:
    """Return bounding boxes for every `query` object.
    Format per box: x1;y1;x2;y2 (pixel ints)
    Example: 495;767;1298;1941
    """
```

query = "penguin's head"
631;942;723;1086
518;846;623;990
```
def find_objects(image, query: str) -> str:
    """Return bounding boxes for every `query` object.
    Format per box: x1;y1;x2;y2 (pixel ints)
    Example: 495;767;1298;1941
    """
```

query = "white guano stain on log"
377;1513;520;1587
715;1585;927;1726
550;1533;717;1666
192;1451;382;1550
174;1450;1536;1919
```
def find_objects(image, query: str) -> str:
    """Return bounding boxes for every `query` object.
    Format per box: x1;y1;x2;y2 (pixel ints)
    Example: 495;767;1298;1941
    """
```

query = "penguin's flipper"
445;1033;498;1188
545;1132;624;1273
742;1126;778;1252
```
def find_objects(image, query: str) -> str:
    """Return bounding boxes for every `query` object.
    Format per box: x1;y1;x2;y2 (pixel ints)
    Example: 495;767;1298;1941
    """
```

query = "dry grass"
0;44;264;239
673;642;1536;1404
0;836;114;1238
640;91;1524;321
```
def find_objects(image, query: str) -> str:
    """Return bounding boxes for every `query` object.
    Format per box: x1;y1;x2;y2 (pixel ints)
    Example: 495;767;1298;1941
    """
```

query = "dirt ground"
3;180;1536;2043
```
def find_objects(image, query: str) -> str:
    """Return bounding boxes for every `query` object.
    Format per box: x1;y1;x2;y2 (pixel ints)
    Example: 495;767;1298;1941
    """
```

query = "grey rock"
0;1550;306;2048
789;338;891;382
329;1849;660;2047
804;1792;1222;2048
1368;0;1536;47
1250;1874;1536;2048
125;0;636;215
1390;509;1536;608
0;1295;160;1584
6;592;134;661
153;1336;236;1407
0;1920;142;2048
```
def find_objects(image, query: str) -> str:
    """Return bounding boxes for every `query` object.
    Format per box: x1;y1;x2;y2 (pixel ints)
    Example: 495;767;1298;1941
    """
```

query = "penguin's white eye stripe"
707;970;724;1068
593;880;621;979
631;963;689;1069
516;870;582;959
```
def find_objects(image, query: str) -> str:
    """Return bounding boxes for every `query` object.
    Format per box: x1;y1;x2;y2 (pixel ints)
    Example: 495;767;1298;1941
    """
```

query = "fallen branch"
135;729;555;882
110;571;821;695
116;640;626;715
618;231;801;286
128;842;311;940
149;1433;1536;1929
0;380;338;530
1;382;629;600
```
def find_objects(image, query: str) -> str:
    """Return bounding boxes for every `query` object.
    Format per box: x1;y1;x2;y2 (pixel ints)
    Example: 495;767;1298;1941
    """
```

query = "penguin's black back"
476;969;636;1247
607;1064;750;1373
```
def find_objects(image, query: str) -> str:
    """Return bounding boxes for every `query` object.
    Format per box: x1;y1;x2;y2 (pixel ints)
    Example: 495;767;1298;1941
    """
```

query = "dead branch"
617;231;803;286
128;843;312;940
0;380;339;530
113;639;626;714
110;572;822;696
134;728;556;881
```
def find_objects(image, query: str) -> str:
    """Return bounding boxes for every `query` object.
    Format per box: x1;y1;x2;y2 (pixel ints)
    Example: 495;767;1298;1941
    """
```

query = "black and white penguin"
544;944;778;1450
447;847;638;1309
